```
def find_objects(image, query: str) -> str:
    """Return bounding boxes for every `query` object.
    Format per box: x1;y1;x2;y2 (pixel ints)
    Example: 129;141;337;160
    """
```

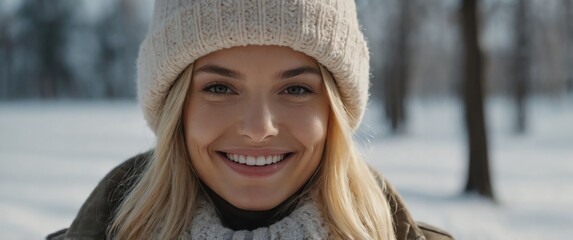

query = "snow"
0;102;155;239
1;97;572;240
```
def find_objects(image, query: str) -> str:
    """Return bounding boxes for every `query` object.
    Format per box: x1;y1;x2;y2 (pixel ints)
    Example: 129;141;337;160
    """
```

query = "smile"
223;153;288;166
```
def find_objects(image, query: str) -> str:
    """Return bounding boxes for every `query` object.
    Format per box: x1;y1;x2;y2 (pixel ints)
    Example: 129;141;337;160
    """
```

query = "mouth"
218;151;293;167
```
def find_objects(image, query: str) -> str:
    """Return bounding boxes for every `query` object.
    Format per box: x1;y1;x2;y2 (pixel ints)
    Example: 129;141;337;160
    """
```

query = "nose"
238;99;279;143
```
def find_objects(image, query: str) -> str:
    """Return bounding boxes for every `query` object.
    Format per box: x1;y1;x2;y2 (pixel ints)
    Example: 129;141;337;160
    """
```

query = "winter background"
1;0;572;239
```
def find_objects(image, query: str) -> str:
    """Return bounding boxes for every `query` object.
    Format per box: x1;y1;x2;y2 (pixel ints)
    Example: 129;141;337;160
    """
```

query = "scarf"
178;196;330;240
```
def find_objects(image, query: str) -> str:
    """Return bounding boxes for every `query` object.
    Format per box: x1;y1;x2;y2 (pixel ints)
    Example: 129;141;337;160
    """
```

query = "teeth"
265;156;272;165
246;156;256;166
256;156;265;166
226;153;286;166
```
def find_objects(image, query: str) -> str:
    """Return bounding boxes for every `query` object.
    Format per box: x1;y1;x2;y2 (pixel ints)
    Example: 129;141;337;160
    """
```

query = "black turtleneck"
200;182;307;231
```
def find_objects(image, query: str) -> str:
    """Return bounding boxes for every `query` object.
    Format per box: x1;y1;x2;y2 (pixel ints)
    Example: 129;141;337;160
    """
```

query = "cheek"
183;99;232;149
281;103;329;147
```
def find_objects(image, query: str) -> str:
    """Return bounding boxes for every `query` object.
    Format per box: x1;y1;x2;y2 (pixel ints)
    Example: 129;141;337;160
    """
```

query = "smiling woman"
185;46;329;212
47;0;452;239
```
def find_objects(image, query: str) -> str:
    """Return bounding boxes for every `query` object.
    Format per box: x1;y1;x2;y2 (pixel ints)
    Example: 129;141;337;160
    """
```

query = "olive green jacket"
47;150;453;240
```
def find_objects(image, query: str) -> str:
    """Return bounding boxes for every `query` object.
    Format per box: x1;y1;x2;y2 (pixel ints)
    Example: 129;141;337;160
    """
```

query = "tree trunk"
35;0;72;98
512;0;530;134
565;0;573;92
384;0;412;133
0;19;12;99
460;0;495;200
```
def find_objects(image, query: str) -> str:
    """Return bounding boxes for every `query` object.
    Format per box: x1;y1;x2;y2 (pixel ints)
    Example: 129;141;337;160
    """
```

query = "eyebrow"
194;64;245;80
276;66;321;79
194;64;321;80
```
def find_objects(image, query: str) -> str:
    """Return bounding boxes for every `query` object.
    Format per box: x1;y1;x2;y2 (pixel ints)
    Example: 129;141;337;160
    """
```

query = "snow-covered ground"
1;97;572;240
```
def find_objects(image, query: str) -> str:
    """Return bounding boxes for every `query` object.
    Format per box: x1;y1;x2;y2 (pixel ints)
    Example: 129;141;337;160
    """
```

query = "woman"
48;0;452;239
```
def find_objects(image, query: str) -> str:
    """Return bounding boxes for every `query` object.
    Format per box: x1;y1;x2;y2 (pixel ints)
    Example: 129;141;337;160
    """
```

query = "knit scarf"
178;196;330;240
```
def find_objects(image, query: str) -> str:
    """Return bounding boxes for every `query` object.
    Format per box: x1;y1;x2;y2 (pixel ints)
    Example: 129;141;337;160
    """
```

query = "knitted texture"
178;196;330;240
137;0;370;133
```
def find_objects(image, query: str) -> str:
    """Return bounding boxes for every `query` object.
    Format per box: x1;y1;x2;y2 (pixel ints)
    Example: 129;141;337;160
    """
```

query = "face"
183;45;330;210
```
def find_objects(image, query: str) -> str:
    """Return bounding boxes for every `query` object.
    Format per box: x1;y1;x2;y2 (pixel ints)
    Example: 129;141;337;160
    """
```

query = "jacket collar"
370;167;426;240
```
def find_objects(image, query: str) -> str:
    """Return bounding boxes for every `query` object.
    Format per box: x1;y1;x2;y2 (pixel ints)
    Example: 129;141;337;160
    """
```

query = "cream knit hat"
137;0;370;133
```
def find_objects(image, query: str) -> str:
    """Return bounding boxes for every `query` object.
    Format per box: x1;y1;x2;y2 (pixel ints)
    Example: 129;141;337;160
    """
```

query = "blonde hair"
108;64;396;239
108;65;198;239
318;65;396;239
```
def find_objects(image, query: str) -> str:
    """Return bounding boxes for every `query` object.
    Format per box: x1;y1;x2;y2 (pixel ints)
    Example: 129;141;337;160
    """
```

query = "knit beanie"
137;0;370;133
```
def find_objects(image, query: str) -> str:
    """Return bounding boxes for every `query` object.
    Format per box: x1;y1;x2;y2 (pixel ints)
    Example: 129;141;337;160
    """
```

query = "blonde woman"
48;0;452;239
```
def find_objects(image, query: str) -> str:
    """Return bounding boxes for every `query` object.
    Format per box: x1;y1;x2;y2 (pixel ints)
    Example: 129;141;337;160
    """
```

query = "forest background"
1;0;572;239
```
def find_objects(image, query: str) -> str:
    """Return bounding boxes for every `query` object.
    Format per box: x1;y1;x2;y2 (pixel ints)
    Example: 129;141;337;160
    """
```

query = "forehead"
194;45;319;70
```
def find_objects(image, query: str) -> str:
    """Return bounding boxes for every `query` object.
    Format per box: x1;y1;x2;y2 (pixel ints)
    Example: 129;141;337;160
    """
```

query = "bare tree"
95;0;144;98
383;0;413;133
566;0;573;92
0;14;13;99
15;0;75;98
460;0;495;200
512;0;530;134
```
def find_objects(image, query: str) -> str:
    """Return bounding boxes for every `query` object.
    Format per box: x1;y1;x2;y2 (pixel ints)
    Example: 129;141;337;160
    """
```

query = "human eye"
281;85;313;96
202;82;235;95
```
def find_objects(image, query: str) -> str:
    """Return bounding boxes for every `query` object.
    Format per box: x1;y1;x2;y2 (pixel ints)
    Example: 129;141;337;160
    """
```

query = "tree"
15;0;76;98
95;0;144;98
0;13;14;99
460;0;495;200
566;0;573;92
512;0;530;133
382;0;413;133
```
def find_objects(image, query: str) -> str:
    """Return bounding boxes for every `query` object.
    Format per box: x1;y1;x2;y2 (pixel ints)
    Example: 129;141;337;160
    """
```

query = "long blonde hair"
108;64;396;239
318;65;395;239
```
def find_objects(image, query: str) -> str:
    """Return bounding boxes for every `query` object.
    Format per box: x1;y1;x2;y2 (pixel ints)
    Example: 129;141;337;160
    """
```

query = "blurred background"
0;0;572;239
